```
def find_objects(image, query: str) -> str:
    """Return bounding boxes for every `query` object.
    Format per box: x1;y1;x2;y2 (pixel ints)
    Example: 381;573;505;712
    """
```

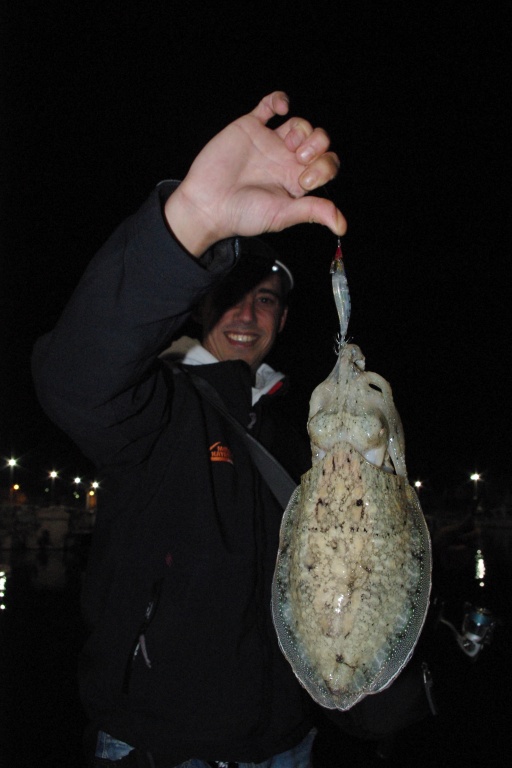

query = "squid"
272;243;431;710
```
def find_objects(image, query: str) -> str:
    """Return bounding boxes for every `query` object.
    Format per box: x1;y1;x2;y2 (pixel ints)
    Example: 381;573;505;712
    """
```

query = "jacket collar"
162;338;285;406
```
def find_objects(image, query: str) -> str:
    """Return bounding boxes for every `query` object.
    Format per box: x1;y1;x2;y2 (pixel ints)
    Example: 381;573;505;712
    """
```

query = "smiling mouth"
224;332;258;345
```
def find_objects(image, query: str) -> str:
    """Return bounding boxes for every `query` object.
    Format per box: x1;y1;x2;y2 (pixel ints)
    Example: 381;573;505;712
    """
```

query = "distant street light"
49;470;58;504
470;472;481;501
7;458;18;504
86;481;100;511
72;476;82;503
74;476;92;510
414;480;423;490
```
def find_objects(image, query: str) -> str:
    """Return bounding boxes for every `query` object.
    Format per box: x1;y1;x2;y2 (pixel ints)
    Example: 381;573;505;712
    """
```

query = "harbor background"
0;493;510;767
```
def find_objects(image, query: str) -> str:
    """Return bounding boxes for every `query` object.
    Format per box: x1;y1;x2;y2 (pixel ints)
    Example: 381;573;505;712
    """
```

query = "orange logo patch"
209;441;234;465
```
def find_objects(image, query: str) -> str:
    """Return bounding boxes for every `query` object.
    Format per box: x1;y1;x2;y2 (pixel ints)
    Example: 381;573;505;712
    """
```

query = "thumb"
275;196;347;236
250;91;290;124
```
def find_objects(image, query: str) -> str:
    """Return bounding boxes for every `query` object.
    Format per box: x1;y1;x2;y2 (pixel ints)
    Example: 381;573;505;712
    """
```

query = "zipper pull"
421;661;437;715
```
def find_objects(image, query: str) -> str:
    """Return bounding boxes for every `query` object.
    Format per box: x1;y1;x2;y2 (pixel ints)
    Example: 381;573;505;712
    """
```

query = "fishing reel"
439;602;496;659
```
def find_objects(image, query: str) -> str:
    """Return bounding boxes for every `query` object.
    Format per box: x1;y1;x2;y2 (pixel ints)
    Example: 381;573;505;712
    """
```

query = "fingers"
252;94;340;184
250;95;344;233
250;91;290;124
277;119;341;194
277;197;347;237
278;119;328;157
251;94;332;164
298;151;340;192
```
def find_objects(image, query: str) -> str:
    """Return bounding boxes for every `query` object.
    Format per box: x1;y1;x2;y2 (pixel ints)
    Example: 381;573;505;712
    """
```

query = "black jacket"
32;182;312;763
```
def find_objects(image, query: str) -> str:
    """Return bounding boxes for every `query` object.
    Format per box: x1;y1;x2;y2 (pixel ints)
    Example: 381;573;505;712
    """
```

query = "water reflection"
0;566;9;611
475;548;486;587
0;537;89;597
0;548;88;768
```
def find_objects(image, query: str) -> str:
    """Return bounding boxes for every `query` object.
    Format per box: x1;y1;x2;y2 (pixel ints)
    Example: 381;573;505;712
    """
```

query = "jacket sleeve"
32;181;238;468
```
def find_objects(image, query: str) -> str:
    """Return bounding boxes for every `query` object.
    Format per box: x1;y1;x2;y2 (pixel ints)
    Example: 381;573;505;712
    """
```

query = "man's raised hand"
165;92;347;256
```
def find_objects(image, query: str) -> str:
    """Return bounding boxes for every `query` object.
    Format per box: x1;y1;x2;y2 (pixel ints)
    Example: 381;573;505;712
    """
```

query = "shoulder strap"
174;365;297;509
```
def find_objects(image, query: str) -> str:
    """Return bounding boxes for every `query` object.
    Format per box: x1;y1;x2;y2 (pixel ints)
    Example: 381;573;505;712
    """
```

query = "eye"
258;295;277;306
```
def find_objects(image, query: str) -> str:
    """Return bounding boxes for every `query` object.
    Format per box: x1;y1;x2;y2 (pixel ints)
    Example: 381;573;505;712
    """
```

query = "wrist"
164;186;220;257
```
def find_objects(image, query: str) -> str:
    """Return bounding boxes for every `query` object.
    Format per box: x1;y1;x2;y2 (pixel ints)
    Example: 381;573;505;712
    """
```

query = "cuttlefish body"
272;250;431;710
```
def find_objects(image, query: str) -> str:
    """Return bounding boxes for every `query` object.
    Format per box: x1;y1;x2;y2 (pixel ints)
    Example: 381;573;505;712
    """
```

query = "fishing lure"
330;238;351;349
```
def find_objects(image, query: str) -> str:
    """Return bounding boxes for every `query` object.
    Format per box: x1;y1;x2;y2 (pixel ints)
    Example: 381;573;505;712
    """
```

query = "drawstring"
137;634;152;669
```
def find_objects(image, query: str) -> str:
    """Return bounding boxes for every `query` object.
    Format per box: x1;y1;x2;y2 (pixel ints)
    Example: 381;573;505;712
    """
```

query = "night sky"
1;1;510;499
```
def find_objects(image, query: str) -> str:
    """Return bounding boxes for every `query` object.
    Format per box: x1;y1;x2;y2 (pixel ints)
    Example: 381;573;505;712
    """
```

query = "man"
33;92;346;767
196;240;290;379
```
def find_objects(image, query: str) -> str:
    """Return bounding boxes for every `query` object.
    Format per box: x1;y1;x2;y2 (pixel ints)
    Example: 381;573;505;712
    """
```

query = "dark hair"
193;238;292;333
235;237;294;300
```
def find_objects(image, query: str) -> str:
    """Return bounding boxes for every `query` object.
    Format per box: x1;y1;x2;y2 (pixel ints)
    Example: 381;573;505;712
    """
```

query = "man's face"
200;273;288;375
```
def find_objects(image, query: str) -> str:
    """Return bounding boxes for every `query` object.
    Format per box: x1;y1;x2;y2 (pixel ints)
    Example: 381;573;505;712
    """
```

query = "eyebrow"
256;287;282;300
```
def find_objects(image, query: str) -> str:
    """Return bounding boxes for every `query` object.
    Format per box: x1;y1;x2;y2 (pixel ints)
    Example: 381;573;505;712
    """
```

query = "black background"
2;1;510;498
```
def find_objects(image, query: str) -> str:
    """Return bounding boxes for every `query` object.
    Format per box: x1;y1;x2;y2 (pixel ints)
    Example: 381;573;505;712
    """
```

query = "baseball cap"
236;237;294;298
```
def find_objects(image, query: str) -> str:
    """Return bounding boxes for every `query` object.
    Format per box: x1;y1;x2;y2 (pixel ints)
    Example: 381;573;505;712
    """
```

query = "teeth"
226;333;256;343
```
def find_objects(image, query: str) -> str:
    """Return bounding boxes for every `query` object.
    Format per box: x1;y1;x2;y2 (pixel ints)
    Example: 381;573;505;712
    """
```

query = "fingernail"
298;146;315;162
301;171;318;189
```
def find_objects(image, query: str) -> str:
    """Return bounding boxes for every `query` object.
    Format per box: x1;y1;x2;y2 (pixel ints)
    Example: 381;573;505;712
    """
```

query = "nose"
234;295;256;323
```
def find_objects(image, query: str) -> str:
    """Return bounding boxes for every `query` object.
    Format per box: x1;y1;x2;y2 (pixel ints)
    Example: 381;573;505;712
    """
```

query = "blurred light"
7;458;17;468
0;572;6;611
74;477;81;484
414;480;422;489
475;549;486;581
49;470;58;479
470;472;481;482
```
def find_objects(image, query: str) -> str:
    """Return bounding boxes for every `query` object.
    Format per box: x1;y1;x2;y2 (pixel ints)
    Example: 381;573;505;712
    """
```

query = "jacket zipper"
122;577;163;694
